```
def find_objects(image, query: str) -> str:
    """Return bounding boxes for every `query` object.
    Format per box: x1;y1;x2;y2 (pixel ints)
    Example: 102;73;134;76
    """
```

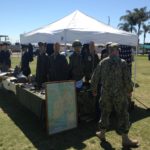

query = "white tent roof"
20;10;138;46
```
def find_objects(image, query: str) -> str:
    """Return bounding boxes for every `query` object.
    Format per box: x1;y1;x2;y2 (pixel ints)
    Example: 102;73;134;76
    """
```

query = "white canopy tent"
20;10;138;46
20;10;138;99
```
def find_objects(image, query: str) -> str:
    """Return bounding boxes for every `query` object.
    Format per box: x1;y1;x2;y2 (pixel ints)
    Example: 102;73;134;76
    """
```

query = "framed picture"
46;81;77;135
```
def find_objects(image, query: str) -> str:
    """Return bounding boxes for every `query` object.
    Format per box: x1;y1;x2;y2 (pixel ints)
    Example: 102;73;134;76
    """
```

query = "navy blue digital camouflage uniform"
91;55;133;134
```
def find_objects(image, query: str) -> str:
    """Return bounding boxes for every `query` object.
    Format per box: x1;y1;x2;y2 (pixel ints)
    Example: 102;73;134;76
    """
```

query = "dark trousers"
95;84;101;122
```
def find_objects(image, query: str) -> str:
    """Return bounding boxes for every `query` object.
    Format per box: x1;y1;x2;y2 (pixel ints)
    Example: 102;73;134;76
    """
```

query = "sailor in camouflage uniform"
91;43;139;147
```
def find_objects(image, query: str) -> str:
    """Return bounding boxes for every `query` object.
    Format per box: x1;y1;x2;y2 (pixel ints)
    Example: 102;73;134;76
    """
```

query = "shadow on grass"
0;90;97;150
100;140;116;150
0;90;149;150
130;104;150;123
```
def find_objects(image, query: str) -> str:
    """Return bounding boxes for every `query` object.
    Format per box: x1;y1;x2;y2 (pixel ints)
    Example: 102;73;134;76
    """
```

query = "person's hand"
92;90;97;97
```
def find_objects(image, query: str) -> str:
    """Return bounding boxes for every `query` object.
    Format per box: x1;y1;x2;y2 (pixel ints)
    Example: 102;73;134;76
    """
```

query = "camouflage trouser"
99;92;130;135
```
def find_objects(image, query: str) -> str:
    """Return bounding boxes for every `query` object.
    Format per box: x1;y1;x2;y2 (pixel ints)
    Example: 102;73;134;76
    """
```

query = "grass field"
0;55;150;150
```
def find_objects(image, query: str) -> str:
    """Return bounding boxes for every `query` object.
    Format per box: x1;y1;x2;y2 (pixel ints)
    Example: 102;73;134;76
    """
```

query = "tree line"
118;7;150;44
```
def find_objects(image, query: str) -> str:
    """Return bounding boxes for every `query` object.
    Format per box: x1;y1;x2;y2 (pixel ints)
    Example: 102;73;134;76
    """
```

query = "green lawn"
0;55;150;150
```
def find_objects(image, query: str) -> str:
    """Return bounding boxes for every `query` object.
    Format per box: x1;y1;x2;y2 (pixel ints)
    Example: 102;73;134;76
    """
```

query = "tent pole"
64;29;67;53
132;42;138;103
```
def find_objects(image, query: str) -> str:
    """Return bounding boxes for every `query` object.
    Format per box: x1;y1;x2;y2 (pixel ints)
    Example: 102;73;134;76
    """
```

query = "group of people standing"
21;40;100;89
0;39;139;148
34;40;139;147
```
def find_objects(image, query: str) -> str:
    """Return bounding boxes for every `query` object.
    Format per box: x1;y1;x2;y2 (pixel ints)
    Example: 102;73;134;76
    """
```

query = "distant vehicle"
137;49;143;54
11;43;21;52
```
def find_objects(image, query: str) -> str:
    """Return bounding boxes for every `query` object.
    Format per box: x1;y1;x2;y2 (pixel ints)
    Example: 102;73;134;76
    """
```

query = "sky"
0;0;150;43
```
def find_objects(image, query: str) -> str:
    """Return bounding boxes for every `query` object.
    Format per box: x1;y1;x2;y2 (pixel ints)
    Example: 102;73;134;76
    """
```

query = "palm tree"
142;23;150;44
140;23;150;54
118;22;137;33
118;23;130;31
133;7;150;36
120;10;137;33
